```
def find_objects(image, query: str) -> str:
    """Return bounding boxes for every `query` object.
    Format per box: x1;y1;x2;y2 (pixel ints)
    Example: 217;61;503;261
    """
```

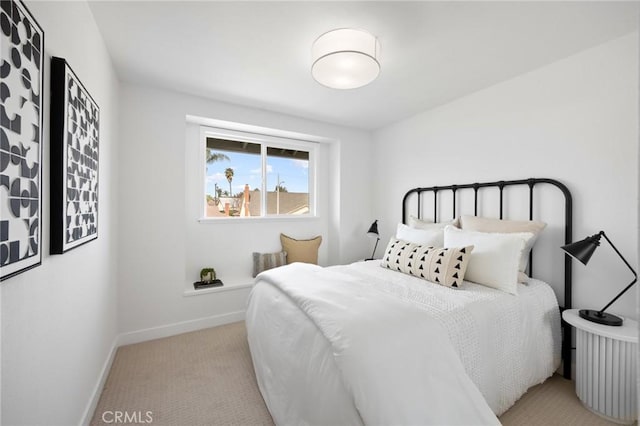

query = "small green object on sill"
194;279;224;290
200;267;217;282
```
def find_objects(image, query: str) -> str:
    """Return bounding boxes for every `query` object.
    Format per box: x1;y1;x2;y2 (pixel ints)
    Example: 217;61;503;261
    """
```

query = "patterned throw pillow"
252;251;287;277
380;238;473;288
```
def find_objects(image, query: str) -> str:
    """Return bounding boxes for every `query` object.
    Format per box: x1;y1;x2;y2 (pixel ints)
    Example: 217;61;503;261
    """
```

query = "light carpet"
91;321;620;426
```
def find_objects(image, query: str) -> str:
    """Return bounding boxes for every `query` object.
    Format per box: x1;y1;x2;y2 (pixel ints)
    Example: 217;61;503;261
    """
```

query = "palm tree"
206;149;230;164
225;168;234;196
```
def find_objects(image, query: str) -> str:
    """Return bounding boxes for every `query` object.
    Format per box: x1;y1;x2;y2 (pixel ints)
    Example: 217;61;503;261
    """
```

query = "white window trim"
198;125;318;221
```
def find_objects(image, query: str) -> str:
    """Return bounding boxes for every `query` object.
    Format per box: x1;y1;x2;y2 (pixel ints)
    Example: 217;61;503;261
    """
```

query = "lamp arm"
599;278;637;314
370;237;380;260
598;231;638;314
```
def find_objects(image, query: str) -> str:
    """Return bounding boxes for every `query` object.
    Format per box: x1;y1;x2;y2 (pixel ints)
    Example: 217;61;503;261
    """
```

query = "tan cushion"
280;234;322;265
460;215;546;235
252;251;287;278
459;215;546;277
381;238;473;288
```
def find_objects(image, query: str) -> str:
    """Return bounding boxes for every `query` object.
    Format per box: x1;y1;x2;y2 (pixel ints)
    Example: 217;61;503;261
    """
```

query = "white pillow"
396;223;444;247
409;215;460;230
443;225;531;295
459;215;546;275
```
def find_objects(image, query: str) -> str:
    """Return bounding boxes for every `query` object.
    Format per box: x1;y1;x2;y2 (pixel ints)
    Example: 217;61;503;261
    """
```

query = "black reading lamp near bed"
365;220;380;261
561;231;637;326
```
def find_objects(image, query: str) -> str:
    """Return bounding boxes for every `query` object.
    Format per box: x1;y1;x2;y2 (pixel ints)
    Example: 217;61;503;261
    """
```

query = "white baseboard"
80;310;245;425
80;337;119;426
117;310;246;346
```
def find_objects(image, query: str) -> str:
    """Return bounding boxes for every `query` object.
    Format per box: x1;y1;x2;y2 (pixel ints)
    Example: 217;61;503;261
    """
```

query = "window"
200;126;316;219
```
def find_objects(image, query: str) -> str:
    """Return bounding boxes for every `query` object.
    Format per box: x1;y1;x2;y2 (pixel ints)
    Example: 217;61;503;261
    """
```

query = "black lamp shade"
560;233;601;265
367;220;379;238
365;220;380;261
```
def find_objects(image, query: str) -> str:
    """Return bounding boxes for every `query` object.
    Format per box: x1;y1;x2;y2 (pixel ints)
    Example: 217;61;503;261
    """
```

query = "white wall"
117;83;372;335
373;32;639;320
1;2;120;425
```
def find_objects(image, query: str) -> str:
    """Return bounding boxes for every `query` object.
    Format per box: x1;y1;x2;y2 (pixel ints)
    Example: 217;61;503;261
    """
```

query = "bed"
246;178;573;425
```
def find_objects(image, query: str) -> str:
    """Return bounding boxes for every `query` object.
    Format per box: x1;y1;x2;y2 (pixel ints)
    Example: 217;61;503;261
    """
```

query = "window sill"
183;280;254;297
197;215;320;224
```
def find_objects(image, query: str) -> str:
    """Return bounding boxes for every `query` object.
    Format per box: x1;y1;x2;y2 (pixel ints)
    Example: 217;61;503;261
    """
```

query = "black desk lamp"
366;220;380;261
561;231;637;326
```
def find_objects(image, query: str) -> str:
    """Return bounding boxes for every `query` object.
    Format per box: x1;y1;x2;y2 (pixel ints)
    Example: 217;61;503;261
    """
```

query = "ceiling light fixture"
311;28;381;90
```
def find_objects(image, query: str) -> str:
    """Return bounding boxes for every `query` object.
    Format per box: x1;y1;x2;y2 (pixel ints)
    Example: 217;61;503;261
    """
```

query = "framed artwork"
0;0;44;281
50;57;99;254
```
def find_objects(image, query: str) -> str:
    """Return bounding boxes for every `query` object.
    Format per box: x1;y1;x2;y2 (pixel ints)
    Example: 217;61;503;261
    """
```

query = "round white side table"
562;309;638;424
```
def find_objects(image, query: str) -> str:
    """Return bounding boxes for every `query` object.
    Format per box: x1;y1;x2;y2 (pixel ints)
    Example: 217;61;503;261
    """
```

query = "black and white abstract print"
51;57;99;254
0;0;44;280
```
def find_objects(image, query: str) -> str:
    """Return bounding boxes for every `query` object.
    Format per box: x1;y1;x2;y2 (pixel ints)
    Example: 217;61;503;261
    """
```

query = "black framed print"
50;57;99;254
0;0;44;281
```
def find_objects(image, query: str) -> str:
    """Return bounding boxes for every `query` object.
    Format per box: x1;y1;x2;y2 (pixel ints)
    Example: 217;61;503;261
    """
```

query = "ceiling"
88;1;639;130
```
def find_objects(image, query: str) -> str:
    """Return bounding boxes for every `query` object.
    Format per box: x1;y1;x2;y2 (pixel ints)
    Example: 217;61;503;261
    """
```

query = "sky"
206;150;309;196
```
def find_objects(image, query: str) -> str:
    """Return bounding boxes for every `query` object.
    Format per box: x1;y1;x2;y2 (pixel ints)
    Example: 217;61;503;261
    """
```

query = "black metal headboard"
402;178;573;379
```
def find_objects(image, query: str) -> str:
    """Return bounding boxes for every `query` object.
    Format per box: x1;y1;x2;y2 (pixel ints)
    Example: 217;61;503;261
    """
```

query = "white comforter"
247;261;561;425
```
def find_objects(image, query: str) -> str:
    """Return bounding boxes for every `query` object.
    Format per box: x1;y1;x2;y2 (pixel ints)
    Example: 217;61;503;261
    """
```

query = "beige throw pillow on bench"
280;234;322;265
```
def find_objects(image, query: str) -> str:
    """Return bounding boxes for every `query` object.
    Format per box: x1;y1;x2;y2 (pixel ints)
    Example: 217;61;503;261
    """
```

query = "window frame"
198;125;318;221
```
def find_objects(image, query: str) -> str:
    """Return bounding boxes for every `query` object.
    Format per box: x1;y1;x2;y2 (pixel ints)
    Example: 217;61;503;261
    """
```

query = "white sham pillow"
409;215;460;230
459;215;546;276
443;225;532;295
396;223;444;247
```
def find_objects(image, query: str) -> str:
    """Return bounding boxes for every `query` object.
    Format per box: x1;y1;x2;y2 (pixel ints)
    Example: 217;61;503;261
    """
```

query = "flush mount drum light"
311;28;381;89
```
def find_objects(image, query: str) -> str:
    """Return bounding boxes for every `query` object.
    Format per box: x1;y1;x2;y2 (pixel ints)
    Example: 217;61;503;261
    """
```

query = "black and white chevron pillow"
381;238;473;288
